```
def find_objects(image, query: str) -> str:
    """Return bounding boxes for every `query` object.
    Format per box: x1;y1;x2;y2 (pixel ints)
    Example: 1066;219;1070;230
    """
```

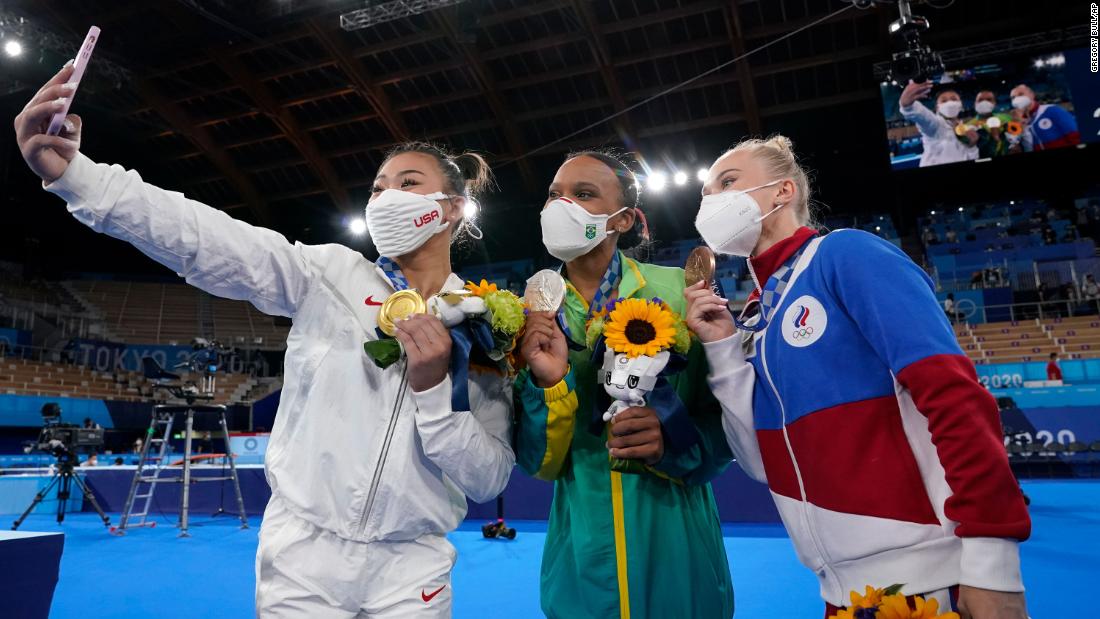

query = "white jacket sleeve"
703;333;767;483
44;153;313;317
899;100;946;140
409;371;515;503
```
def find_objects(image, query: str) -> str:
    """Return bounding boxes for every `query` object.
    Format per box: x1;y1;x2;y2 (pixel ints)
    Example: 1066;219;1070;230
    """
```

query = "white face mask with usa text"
366;189;454;258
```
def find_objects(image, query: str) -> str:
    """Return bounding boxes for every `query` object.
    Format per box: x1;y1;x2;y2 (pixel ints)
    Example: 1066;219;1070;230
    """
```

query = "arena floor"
18;480;1098;618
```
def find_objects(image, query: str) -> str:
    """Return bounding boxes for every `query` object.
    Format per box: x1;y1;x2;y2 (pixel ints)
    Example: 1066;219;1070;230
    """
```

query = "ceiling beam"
132;80;271;224
723;1;762;136
308;18;409;142
214;52;352;213
429;9;536;189
570;0;634;138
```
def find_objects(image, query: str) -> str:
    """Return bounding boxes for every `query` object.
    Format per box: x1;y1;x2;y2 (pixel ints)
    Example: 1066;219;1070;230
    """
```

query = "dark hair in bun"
564;149;650;250
384;141;493;199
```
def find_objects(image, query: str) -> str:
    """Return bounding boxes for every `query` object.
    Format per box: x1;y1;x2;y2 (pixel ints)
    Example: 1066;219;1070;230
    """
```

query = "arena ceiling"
0;0;1088;271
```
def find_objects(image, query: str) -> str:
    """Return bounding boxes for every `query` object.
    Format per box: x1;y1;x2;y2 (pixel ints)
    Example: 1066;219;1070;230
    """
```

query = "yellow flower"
876;594;960;619
828;610;857;619
465;279;498;297
603;298;677;358
851;586;885;610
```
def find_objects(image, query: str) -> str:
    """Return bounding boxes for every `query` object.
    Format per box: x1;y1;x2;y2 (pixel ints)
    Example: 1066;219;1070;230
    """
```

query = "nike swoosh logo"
364;295;383;306
421;585;446;603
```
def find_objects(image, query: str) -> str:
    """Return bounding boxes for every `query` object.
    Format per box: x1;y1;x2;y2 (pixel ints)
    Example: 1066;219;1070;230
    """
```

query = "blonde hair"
726;135;815;227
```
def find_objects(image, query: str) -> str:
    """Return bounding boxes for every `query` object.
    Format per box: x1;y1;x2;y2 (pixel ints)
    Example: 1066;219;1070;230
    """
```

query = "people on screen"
899;81;979;167
1010;83;1081;151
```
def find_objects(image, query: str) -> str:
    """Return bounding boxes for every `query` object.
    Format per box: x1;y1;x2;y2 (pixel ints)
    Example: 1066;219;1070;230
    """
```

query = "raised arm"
16;65;313;317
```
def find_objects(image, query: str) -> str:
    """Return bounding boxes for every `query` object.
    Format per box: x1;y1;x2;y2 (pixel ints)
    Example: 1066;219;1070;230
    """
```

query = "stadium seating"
956;317;1100;364
0;358;268;404
67;280;290;349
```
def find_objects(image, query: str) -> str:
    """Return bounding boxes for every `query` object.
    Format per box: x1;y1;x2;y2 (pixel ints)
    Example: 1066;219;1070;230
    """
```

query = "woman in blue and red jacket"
684;135;1031;619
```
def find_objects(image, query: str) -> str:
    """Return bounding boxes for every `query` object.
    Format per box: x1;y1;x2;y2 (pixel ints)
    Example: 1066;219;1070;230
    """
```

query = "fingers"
60;114;82;140
22;134;79;159
608;429;661;450
609;417;656;438
23;63;74;113
27;82;77;112
609;406;655;423
608;444;660;461
16;99;68;142
391;325;420;359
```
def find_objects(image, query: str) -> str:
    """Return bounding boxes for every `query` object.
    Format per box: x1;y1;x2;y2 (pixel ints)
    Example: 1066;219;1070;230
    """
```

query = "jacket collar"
747;227;817;301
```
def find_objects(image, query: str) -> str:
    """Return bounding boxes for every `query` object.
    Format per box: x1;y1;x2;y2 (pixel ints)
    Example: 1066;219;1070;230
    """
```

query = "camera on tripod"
36;403;104;459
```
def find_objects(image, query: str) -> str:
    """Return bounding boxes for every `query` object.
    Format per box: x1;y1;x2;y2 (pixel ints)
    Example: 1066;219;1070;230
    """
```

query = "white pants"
255;495;456;618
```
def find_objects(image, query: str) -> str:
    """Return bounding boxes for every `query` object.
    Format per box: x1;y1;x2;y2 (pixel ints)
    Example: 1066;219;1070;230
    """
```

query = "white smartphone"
47;26;100;136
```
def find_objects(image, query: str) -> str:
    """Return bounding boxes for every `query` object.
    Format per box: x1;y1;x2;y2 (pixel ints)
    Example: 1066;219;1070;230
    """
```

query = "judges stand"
113;343;248;537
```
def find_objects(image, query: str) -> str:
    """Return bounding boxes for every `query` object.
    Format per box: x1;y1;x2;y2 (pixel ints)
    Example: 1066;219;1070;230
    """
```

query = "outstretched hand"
13;62;82;184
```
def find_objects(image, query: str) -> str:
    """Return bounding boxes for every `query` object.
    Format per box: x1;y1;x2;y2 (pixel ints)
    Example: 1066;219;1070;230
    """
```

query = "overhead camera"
846;0;945;83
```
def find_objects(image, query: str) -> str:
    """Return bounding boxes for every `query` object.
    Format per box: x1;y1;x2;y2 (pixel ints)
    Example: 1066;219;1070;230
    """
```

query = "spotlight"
3;40;22;58
673;171;688;186
349;218;367;235
958;207;964;212
696;168;708;182
463;198;478;219
930;210;936;215
648;172;667;192
875;226;882;232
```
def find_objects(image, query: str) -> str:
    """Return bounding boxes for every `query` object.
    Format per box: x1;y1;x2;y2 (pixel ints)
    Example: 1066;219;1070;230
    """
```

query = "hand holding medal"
682;246;735;344
520;270;569;387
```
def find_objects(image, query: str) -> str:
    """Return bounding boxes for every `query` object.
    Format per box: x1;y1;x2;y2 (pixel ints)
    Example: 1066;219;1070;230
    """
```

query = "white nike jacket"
45;153;515;542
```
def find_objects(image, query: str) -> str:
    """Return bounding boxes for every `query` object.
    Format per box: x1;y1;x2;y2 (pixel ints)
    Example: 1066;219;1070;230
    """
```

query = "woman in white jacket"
15;64;514;618
898;81;979;167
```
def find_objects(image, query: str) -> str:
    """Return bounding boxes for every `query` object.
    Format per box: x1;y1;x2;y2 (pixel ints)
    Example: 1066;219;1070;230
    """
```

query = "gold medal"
684;246;716;287
377;289;426;336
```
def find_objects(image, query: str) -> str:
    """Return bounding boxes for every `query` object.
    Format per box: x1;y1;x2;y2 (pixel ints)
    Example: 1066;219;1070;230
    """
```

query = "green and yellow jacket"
514;253;735;619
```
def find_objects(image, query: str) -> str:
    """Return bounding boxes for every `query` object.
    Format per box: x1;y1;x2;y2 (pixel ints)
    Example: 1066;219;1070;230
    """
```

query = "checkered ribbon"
376;256;409;291
558;250;622;349
735;244;807;333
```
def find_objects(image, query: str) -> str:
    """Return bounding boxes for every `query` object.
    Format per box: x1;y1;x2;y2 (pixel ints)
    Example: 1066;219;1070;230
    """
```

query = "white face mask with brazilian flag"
540;197;627;262
366;188;454;258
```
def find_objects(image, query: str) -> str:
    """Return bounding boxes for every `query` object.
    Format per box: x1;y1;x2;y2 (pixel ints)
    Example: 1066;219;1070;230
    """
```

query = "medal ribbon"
557;250;622;350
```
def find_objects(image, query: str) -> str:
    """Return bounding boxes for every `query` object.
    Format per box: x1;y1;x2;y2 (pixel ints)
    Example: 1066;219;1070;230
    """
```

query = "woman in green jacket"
514;150;735;619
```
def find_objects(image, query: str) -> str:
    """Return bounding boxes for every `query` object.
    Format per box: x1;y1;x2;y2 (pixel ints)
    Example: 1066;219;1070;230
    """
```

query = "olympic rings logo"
791;326;815;339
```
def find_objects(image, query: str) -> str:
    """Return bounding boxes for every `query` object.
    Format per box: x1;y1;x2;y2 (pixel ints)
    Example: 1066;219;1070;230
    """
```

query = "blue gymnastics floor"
10;479;1097;618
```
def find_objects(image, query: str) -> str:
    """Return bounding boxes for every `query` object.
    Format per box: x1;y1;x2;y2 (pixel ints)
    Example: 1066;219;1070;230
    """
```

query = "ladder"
112;410;175;533
113;405;249;537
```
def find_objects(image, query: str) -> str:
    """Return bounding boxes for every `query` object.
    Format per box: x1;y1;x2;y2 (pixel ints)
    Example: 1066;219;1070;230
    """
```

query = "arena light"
3;39;22;58
930;210;936;215
463;198;478;219
673;171;688;186
958;207;964;212
348;218;367;235
647;172;668;192
696;168;708;182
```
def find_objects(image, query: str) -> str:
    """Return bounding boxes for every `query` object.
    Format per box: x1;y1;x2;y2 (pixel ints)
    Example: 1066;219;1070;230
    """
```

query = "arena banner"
0;327;31;349
65;338;246;374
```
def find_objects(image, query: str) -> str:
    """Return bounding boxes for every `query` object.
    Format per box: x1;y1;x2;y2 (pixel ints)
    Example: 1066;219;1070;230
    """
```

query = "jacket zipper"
756;254;834;580
356;360;410;538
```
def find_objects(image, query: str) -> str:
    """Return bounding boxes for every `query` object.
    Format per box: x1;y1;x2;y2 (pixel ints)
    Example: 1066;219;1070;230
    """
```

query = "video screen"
883;47;1099;170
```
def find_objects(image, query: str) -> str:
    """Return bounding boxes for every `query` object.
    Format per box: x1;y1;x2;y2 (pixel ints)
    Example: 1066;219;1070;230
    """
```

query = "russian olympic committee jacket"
707;227;1031;606
45;154;515;543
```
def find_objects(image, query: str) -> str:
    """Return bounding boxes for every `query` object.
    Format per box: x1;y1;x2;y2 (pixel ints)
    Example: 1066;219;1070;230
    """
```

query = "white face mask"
1012;95;1032;110
540;197;628;262
975;100;995;115
694;180;784;258
366;189;454;258
938;100;962;119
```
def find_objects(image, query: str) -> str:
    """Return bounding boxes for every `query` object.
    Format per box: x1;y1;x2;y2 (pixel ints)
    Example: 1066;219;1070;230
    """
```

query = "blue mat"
10;479;1097;618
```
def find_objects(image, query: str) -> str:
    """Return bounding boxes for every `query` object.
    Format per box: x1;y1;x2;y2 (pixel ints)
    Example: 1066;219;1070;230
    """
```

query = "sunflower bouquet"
828;585;960;619
585;297;693;473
